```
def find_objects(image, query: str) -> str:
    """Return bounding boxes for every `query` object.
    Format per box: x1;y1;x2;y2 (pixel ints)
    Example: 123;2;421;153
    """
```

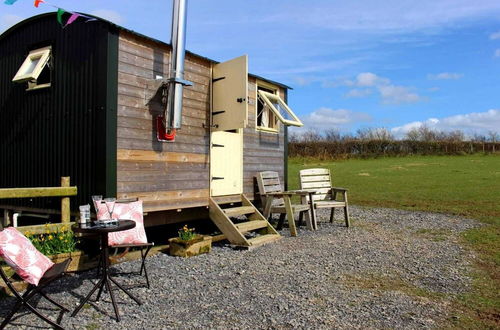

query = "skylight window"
257;90;303;127
12;46;51;88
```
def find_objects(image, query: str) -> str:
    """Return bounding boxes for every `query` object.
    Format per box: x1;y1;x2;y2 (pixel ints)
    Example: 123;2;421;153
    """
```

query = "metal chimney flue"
159;0;192;141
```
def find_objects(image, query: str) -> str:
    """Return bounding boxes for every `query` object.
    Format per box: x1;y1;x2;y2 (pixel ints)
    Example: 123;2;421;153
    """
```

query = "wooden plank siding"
116;31;286;213
116;31;210;211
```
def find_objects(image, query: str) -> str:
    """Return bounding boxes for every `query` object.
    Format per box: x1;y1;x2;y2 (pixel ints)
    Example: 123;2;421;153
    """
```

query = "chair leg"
277;213;286;230
330;208;335;223
1;297;24;329
344;206;350;227
298;211;304;227
140;246;152;289
23;301;64;330
39;290;69;312
303;210;314;230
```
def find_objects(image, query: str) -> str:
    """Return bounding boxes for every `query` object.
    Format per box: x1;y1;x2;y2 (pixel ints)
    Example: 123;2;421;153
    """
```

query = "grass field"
289;154;500;328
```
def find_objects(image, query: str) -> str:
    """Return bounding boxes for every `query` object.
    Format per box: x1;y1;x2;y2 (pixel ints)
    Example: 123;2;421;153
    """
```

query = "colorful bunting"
56;8;65;25
4;0;19;5
34;0;44;7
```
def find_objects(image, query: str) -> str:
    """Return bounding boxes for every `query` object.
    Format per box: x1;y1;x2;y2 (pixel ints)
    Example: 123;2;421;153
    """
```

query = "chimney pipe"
163;0;191;135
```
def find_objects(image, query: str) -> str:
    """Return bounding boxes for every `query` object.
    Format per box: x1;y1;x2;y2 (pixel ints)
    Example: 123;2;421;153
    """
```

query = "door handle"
237;98;246;103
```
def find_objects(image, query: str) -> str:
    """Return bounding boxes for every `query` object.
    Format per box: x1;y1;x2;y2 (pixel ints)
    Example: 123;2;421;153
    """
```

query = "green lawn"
289;154;500;328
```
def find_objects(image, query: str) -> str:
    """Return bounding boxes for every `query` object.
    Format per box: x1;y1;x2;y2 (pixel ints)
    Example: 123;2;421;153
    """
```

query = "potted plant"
24;224;89;272
168;225;212;257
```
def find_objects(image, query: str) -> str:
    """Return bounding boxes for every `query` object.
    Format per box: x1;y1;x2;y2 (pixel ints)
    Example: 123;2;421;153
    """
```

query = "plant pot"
168;235;212;257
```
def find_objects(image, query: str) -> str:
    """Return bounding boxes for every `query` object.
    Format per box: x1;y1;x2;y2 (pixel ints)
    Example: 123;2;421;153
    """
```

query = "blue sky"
2;0;500;138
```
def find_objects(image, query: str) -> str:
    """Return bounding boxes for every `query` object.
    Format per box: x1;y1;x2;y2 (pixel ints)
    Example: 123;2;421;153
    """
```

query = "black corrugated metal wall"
0;13;118;212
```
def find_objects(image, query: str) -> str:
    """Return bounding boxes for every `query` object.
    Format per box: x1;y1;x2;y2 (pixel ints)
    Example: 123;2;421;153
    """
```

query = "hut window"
256;86;279;132
12;46;52;90
257;90;303;129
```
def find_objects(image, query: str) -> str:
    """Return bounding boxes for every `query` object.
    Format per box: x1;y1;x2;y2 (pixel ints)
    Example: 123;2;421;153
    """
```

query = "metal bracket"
212;76;226;83
212;144;224;147
211;177;224;180
167;77;193;87
212;111;225;116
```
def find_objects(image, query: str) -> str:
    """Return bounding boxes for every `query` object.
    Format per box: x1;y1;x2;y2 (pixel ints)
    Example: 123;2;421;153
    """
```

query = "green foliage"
25;224;78;255
178;225;196;241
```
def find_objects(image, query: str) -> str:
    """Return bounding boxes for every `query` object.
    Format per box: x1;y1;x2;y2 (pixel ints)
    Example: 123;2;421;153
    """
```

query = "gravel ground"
0;206;480;329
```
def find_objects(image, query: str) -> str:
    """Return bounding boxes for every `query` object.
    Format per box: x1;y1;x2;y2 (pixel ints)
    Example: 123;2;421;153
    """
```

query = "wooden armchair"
256;171;316;235
299;168;350;227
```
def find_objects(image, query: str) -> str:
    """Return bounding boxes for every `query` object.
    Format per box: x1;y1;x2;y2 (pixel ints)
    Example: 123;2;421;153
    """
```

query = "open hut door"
210;55;248;196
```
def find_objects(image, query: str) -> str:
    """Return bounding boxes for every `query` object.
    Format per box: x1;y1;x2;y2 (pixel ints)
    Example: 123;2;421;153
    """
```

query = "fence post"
61;177;70;223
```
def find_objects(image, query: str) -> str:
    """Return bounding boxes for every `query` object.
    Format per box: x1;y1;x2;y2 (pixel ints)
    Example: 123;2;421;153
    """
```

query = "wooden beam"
61;177;71;223
0;186;77;199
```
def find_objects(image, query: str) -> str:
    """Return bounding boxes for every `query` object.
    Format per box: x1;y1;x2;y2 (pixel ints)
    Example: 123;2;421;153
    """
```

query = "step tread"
247;234;281;247
235;220;268;232
223;206;256;217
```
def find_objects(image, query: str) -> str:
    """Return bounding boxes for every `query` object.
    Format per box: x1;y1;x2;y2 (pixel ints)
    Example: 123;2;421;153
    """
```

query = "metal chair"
95;198;153;288
0;228;71;330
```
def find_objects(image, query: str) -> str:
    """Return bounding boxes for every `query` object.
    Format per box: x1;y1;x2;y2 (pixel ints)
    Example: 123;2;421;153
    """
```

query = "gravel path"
0;206;480;329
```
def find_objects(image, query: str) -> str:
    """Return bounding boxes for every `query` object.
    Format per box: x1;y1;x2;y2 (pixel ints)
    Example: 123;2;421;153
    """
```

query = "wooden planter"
168;235;212;257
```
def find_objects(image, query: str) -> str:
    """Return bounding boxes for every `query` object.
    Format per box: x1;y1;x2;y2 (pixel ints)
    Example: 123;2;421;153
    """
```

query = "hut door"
210;130;243;196
212;55;248;131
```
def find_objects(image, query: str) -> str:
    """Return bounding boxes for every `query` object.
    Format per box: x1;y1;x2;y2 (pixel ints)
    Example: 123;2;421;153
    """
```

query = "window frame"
256;83;280;133
257;90;303;127
12;46;52;88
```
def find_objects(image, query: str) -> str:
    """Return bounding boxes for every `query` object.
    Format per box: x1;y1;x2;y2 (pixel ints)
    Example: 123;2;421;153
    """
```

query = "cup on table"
79;204;91;224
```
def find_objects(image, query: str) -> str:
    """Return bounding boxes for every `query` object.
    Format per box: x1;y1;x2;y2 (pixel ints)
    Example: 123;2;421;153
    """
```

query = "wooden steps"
209;194;281;249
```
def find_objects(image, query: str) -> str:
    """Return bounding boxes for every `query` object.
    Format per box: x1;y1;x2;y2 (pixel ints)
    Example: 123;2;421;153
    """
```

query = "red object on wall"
156;116;176;142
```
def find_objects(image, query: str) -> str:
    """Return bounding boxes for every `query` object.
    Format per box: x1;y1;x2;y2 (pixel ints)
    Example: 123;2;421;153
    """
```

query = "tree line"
289;127;500;159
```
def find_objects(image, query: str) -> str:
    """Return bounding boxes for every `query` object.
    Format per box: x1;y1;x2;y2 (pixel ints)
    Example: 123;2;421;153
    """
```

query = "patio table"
71;220;142;322
263;190;317;235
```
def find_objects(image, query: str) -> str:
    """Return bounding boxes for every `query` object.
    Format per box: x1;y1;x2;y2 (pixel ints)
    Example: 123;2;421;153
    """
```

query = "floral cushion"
95;200;148;246
0;227;54;286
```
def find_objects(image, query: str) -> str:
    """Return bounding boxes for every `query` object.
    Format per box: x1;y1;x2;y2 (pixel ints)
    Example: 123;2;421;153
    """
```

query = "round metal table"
71;220;142;322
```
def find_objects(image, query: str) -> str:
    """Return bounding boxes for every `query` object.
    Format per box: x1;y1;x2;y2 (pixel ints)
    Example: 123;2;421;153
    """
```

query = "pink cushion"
0;227;54;286
95;200;148;246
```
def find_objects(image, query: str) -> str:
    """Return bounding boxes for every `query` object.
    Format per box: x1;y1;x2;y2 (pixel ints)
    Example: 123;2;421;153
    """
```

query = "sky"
2;0;500;138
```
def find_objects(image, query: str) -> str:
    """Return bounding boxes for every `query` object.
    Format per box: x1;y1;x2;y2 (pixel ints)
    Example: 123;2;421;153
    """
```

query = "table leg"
309;193;318;230
283;195;297;237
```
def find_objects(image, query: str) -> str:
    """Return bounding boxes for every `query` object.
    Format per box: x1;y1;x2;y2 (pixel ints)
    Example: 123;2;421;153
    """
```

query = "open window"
257;89;302;131
12;46;52;90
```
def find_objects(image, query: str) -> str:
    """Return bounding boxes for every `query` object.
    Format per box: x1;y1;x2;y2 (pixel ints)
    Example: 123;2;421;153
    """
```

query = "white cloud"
329;72;423;105
490;31;500;40
90;9;124;25
391;109;500;137
379;85;422;105
296;107;372;132
495;49;500;57
0;14;22;33
344;88;372;98
427;72;464;80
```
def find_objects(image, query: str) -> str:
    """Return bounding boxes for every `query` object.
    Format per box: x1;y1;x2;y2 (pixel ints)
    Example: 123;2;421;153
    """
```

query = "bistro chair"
0;227;71;330
299;168;350;227
95;198;153;288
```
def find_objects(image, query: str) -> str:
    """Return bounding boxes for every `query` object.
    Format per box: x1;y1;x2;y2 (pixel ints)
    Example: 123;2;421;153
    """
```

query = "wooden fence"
0;177;77;234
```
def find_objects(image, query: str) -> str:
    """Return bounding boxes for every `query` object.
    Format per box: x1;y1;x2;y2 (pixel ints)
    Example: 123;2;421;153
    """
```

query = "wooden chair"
299;168;350;227
256;171;315;235
95;198;153;289
0;227;71;330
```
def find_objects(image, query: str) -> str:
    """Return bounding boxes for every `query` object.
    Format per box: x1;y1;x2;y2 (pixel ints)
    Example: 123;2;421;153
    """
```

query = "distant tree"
443;130;465;142
356;127;394;140
488;130;499;143
302;129;322;142
324;128;342;141
418;125;439;142
471;133;487;142
288;131;300;143
405;128;420;141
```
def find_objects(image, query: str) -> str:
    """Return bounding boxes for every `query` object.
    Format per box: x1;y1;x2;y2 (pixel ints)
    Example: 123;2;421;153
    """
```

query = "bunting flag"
32;0;97;28
4;0;19;5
